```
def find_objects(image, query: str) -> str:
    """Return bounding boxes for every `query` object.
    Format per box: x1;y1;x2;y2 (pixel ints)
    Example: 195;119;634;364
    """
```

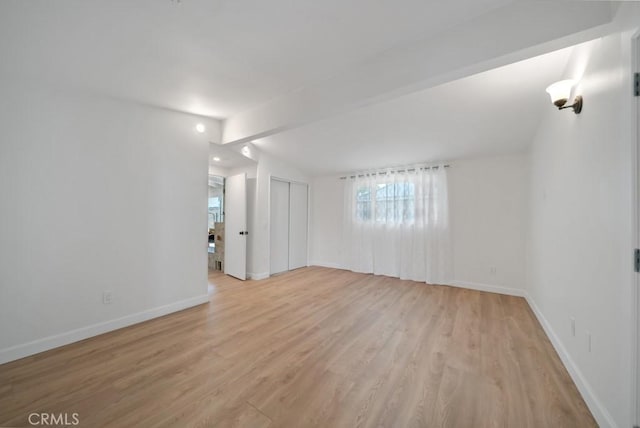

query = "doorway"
208;175;225;272
270;177;309;275
208;143;257;284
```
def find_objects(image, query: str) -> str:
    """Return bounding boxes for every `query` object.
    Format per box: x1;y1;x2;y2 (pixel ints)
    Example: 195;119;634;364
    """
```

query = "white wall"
309;154;529;294
449;155;528;292
0;78;218;363
526;6;639;426
309;175;345;270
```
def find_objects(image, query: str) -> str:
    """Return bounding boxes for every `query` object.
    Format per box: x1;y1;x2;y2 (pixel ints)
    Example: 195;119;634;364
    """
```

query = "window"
356;181;415;223
208;196;223;229
356;186;372;221
343;168;451;283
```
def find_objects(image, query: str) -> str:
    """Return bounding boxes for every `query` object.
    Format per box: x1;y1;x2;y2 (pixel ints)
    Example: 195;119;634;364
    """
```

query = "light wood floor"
0;267;595;427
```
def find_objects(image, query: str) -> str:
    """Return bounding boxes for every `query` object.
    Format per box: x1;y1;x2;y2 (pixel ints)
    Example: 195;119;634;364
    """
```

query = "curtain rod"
339;164;450;180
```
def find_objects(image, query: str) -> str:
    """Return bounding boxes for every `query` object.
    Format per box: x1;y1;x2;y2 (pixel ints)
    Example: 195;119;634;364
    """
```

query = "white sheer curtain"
342;166;451;284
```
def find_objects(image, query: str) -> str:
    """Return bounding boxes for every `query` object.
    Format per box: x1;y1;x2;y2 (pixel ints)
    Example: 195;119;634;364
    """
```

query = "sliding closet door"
270;179;290;275
288;183;308;270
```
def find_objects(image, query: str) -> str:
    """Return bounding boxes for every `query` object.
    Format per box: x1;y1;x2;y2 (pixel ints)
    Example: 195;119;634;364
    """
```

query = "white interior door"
224;173;247;280
289;182;308;270
270;179;290;275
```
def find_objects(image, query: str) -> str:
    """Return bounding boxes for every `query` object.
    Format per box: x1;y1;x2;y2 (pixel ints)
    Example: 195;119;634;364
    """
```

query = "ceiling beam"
221;1;615;145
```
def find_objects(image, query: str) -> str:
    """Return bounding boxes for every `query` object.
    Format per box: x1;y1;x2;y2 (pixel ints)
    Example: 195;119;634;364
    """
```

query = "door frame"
632;28;640;428
267;175;310;277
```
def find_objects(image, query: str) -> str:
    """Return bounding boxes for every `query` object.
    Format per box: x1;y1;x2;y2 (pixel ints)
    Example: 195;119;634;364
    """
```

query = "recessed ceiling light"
195;123;205;133
213;157;221;162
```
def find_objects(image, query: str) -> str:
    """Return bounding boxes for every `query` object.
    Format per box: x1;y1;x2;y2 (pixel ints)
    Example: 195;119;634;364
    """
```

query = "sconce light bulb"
545;79;576;106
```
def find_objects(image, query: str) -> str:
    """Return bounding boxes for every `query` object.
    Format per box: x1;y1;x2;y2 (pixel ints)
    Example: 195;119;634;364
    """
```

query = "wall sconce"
545;79;582;114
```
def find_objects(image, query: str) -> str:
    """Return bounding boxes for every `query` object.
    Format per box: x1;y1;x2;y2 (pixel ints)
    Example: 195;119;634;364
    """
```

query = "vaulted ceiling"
0;0;618;175
253;45;575;175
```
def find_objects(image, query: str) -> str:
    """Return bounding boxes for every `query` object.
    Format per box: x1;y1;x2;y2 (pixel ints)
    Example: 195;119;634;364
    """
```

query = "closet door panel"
289;183;308;270
270;179;290;275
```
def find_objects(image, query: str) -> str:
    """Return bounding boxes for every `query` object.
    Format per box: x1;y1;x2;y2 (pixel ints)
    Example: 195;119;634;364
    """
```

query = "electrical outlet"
103;291;113;305
570;317;576;337
489;267;497;275
586;331;591;352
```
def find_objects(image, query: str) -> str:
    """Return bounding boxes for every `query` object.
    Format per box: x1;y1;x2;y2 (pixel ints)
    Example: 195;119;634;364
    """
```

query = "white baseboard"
309;261;344;270
524;293;618;428
308;268;525;298
247;272;270;280
0;294;210;365
447;280;525;297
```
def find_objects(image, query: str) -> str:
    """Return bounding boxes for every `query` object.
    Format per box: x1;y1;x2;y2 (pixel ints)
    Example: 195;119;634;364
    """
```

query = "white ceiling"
0;1;610;176
220;1;613;144
253;46;574;176
0;0;513;118
209;143;255;170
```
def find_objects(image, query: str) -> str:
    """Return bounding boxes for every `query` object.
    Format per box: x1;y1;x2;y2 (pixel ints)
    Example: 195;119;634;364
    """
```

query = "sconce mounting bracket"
558;95;583;114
